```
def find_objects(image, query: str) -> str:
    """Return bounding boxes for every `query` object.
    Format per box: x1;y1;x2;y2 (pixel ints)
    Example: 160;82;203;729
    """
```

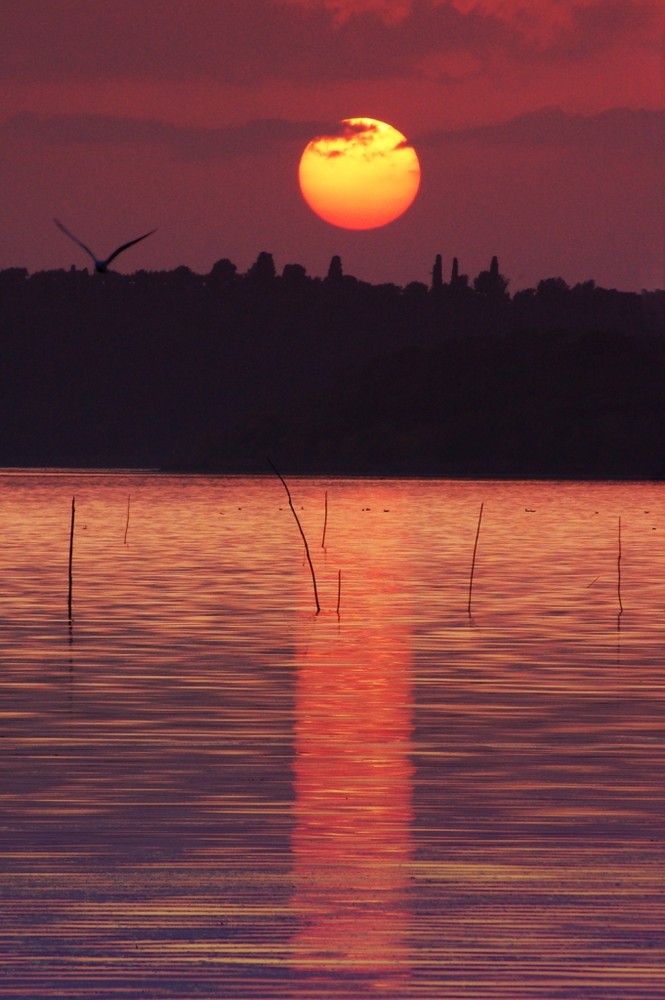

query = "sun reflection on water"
289;517;414;991
291;615;413;982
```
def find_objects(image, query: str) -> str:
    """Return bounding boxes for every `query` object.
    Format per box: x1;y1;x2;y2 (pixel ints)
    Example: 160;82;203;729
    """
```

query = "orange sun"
298;118;421;230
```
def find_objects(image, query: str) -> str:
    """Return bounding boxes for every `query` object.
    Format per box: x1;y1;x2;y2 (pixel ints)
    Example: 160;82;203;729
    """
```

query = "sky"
0;0;663;291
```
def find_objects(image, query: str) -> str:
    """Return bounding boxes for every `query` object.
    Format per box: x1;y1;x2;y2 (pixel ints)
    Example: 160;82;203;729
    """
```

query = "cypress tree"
248;251;276;283
326;254;343;282
431;253;443;290
450;257;459;287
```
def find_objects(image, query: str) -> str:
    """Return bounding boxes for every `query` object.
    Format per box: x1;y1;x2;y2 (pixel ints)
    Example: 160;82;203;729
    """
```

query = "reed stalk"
124;494;131;544
467;501;484;615
269;460;321;613
321;490;328;548
336;569;341;617
617;516;624;614
68;496;75;618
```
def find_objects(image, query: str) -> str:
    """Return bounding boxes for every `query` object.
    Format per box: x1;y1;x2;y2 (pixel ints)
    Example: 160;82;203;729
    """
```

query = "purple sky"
1;0;662;290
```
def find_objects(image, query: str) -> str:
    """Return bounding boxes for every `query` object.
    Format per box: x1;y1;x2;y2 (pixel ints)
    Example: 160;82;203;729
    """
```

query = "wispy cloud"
2;113;335;160
6;107;660;164
417;106;665;152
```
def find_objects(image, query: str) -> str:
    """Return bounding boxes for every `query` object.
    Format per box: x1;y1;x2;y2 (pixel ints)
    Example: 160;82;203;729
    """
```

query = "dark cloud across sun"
4;106;661;161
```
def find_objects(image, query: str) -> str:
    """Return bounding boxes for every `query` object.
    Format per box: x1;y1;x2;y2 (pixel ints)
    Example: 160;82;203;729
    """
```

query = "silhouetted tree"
449;257;469;291
247;251;276;283
431;254;443;291
450;257;459;286
0;267;28;281
326;255;343;282
282;263;308;283
537;277;570;299
572;279;597;300
474;256;509;299
404;281;428;302
170;265;196;285
208;257;237;289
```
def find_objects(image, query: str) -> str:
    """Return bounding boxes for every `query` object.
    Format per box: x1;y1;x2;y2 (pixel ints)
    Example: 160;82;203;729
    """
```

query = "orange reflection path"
289;514;414;988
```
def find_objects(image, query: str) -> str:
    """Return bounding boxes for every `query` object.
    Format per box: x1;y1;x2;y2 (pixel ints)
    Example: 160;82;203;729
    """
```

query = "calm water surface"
1;472;663;999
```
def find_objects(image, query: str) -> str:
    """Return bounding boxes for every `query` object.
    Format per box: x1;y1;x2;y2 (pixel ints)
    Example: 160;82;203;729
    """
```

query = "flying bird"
54;219;156;273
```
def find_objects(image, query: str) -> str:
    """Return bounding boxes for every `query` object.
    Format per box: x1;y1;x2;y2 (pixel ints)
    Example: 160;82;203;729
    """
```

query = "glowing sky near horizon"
0;0;662;290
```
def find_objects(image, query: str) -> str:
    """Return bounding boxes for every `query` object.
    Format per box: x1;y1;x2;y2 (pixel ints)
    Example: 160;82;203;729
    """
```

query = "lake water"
1;472;663;999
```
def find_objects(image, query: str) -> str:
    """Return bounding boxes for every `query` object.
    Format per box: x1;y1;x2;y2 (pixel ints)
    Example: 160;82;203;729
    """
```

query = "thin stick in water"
124;494;131;544
467;501;484;615
268;459;321;613
321;490;328;548
617;516;624;614
68;496;75;618
336;569;341;617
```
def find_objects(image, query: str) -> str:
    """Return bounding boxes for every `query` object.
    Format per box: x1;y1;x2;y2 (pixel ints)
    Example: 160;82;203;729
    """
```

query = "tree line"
1;253;663;478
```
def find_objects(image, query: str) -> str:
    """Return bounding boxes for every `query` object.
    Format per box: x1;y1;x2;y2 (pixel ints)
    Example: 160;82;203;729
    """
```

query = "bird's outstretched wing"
53;218;98;264
106;229;157;266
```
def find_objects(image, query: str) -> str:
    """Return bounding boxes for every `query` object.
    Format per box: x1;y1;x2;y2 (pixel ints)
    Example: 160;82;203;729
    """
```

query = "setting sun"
298;118;421;230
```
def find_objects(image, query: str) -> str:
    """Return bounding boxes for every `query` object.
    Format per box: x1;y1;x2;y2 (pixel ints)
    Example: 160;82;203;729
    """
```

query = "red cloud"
279;0;413;25
448;0;664;47
282;0;664;47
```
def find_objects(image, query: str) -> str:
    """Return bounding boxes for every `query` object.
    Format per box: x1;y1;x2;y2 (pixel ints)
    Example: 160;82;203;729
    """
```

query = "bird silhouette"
54;219;156;273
